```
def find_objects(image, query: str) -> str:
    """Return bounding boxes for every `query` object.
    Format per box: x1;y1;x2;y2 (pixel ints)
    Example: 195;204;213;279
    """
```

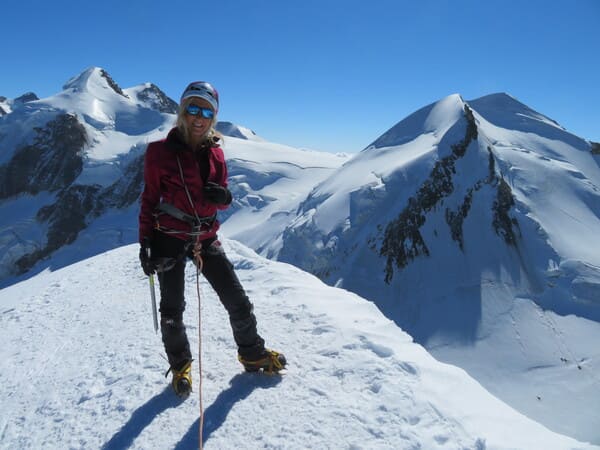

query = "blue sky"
2;0;598;152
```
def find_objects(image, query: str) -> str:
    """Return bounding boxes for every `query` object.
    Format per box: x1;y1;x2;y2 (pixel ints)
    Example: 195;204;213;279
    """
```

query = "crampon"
166;360;193;398
238;349;287;374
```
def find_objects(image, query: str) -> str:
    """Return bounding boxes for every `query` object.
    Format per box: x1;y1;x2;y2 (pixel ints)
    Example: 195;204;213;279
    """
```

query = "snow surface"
220;137;350;255
0;98;11;116
2;68;599;447
0;240;596;450
0;66;349;283
471;101;600;268
270;93;600;443
0;67;175;187
0;192;55;279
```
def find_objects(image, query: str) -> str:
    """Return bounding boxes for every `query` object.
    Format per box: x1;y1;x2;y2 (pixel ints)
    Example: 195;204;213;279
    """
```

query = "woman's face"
184;98;215;141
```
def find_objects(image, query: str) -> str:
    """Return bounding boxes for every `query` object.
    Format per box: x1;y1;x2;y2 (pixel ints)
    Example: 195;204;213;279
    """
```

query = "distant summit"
216;121;264;141
365;94;464;150
365;92;575;151
0;92;38;115
0;67;177;279
14;92;39;104
63;66;128;98
0;66;328;282
127;82;178;114
1;68;598;443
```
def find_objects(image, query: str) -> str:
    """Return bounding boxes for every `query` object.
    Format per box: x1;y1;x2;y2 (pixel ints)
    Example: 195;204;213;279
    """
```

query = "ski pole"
148;274;159;333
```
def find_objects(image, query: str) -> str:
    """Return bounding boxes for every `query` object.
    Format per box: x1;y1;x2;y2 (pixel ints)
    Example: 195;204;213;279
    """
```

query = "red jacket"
139;128;229;243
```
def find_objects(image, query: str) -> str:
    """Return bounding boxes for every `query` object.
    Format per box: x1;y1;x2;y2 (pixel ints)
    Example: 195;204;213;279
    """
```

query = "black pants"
152;232;265;369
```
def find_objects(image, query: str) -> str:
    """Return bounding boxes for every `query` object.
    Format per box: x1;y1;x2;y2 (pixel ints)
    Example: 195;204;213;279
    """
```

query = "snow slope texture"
0;240;596;450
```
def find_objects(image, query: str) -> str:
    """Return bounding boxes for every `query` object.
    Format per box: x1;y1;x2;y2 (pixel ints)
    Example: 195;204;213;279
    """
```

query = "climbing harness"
152;153;217;238
153;202;216;237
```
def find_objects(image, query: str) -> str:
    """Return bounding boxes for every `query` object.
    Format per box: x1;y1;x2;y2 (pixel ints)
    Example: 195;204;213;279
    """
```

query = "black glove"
139;237;156;276
203;182;232;205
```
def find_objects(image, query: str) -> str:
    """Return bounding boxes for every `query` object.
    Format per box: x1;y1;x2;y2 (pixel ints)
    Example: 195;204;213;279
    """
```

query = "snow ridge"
0;241;594;449
274;93;600;443
2;68;599;446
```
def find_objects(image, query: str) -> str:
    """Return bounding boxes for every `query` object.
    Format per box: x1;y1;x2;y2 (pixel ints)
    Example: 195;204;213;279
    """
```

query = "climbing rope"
193;241;205;450
175;153;211;448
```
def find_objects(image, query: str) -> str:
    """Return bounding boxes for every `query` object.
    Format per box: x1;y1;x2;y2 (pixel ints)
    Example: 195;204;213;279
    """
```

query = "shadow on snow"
101;372;282;450
101;387;184;450
174;373;282;449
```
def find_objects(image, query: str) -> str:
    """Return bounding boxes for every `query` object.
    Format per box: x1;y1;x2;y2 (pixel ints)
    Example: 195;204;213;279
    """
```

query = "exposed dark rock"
0;95;7;115
592;142;600;155
379;106;522;283
98;153;145;211
100;69;128;98
14;92;39;103
487;146;496;182
380;105;478;283
445;147;498;250
135;84;178;114
0;113;87;198
16;185;100;273
445;189;473;250
11;149;143;276
451;105;478;157
492;177;519;246
380;196;431;282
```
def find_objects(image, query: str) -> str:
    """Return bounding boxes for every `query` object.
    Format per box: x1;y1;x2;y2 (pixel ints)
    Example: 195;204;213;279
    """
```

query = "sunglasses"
186;104;215;119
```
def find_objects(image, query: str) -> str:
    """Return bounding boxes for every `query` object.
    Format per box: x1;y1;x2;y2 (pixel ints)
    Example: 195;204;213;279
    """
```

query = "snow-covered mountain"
0;241;596;449
0;68;171;283
0;67;348;286
274;93;600;443
2;67;600;445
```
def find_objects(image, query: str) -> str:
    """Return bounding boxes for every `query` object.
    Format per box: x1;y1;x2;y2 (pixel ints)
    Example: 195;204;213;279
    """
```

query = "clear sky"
2;0;598;152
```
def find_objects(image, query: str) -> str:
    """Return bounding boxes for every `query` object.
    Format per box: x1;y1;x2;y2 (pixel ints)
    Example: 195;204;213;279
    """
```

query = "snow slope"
0;67;348;286
220;137;350;256
1;241;595;450
0;131;348;288
0;67;175;282
0;97;10;116
274;93;600;443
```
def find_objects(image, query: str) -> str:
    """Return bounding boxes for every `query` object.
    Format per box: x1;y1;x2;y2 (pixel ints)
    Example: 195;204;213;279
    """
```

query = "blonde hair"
176;97;222;147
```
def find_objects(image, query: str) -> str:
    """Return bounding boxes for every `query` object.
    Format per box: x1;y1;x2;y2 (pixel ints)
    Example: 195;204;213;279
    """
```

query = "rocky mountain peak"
14;92;39;103
133;83;178;114
62;67;128;98
469;92;562;131
365;94;464;150
0;96;9;116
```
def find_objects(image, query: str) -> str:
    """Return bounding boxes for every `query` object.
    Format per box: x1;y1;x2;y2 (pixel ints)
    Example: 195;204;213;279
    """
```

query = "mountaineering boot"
166;360;193;398
238;349;287;374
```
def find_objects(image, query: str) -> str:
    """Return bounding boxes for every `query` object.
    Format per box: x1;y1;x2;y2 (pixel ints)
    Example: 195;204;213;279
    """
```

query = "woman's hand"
139;238;156;276
203;182;232;205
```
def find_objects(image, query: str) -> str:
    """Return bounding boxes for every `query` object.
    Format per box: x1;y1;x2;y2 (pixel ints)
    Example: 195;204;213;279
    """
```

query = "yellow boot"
238;349;286;374
166;360;192;398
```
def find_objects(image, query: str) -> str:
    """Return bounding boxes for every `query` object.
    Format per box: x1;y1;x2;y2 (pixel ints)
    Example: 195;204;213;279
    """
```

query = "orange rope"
193;241;204;450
